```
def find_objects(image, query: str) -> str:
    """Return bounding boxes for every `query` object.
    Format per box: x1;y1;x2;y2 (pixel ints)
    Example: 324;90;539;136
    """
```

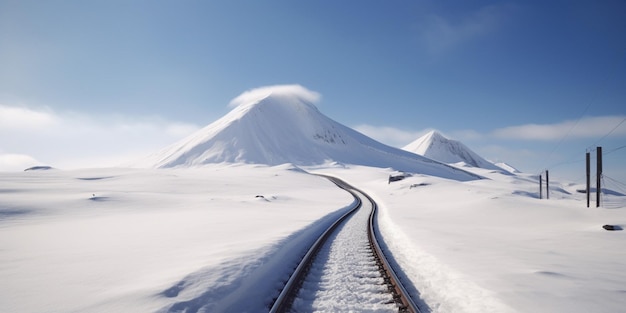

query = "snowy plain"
1;163;625;313
0;164;355;312
2;86;625;312
321;165;626;313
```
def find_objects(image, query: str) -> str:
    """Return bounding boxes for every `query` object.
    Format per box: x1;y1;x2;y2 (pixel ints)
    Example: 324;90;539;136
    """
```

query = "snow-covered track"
269;176;361;313
270;176;421;313
363;185;422;313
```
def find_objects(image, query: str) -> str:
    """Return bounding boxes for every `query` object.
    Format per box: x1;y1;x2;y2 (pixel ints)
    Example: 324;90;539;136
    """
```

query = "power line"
600;176;626;209
604;175;626;194
542;142;624;179
539;121;625;176
586;116;626;150
538;49;625;175
603;144;626;156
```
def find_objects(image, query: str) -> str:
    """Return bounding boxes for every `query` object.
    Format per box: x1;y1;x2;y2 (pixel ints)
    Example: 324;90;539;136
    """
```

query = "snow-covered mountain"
141;85;481;181
403;130;506;172
494;162;521;174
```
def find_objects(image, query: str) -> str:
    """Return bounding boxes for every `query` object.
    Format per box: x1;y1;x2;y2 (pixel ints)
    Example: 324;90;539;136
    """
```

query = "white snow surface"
404;130;506;173
138;88;480;182
0;165;354;313
495;162;522;173
321;166;626;313
2;164;625;313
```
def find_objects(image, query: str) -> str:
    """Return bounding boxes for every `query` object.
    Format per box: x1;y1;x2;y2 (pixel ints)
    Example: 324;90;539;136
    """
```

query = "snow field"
2;163;625;312
0;165;354;313
292;191;396;312
319;165;626;313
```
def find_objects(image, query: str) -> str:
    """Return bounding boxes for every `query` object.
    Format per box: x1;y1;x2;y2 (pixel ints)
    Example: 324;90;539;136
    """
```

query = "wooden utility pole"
596;147;602;207
539;174;543;199
586;151;590;208
546;170;549;200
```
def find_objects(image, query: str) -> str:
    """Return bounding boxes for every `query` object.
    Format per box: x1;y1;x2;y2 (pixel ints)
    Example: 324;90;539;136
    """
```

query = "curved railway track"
270;175;421;313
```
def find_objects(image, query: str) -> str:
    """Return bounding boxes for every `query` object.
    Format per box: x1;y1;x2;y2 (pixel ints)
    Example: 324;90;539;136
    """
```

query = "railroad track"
270;175;421;313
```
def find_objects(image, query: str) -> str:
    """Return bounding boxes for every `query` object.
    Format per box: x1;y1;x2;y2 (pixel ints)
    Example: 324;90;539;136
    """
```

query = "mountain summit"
403;130;504;172
142;85;481;181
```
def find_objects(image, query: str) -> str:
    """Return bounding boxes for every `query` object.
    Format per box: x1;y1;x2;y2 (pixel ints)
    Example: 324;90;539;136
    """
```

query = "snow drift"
141;85;481;181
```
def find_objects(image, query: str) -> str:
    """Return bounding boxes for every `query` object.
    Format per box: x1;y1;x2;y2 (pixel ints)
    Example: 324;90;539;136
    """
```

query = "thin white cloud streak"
477;144;537;164
0;104;200;170
416;3;513;53
491;116;626;141
0;154;43;171
0;105;59;131
352;124;432;148
447;129;484;142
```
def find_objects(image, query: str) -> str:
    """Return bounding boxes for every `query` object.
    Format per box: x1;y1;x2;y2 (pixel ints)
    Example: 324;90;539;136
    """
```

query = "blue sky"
1;1;625;186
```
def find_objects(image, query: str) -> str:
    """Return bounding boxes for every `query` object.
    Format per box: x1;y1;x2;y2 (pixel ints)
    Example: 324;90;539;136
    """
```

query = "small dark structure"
602;224;623;231
388;175;405;184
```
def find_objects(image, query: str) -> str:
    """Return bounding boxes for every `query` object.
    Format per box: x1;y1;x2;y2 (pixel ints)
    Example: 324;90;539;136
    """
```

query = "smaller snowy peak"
495;162;520;174
404;131;505;172
403;131;446;156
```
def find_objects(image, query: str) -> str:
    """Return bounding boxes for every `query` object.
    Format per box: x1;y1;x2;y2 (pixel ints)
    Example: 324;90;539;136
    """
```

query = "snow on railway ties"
270;176;421;313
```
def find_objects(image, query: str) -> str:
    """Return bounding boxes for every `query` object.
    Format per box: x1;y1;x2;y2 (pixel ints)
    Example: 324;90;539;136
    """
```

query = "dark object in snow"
602;224;623;231
410;183;430;189
255;195;271;202
89;196;109;201
24;166;53;171
388;175;405;184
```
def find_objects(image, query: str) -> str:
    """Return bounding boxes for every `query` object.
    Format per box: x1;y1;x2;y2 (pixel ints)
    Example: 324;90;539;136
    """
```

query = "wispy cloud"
478;144;537;163
0;104;200;170
228;84;321;108
0;105;59;131
416;4;514;53
0;153;43;171
352;124;431;148
491;116;626;141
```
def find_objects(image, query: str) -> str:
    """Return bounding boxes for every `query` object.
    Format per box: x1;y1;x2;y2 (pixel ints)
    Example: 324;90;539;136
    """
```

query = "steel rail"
359;188;421;313
269;177;361;313
270;175;421;313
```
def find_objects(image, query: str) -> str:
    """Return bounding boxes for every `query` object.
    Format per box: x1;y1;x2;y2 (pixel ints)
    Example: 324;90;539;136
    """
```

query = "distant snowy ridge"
140;85;481;181
495;162;520;173
404;130;507;172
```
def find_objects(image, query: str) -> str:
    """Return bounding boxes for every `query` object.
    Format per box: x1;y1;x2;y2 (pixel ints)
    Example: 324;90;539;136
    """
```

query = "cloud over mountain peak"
228;84;321;109
140;86;481;181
